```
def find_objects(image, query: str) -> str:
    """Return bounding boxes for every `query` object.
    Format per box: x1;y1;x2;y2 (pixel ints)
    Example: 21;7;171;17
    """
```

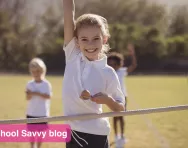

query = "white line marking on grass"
129;94;170;148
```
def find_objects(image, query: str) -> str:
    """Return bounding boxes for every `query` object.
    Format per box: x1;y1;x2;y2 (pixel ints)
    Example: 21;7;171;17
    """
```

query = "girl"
107;44;137;147
62;0;125;148
26;58;52;148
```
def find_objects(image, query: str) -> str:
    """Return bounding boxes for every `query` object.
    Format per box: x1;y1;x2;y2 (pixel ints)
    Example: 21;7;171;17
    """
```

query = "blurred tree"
38;6;65;73
0;0;187;72
0;0;38;71
75;0;167;29
169;6;188;36
166;36;188;58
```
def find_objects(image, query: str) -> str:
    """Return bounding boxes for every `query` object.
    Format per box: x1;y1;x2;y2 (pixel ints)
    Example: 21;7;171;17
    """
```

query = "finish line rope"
0;105;188;124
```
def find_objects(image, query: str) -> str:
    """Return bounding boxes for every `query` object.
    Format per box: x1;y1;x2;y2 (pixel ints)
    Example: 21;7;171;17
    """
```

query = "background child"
26;58;52;148
62;0;125;147
107;44;137;147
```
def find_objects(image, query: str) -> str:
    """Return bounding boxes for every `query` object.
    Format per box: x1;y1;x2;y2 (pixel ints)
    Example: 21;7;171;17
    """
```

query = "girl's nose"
87;40;95;45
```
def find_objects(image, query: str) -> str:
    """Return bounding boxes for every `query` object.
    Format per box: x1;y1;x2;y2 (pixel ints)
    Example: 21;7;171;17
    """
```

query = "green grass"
0;75;188;148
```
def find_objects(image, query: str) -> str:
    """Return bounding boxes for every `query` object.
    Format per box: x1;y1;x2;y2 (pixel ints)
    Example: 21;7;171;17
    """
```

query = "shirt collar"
81;53;107;69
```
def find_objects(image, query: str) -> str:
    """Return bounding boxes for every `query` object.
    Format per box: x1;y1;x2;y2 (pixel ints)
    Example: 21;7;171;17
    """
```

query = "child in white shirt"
107;44;137;147
26;58;52;148
62;0;125;147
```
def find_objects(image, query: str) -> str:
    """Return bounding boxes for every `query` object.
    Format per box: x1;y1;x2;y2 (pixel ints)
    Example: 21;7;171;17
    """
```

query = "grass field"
0;75;188;148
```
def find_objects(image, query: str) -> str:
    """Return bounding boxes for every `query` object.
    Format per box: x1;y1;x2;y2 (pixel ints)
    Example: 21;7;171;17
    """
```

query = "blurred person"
107;44;137;147
25;58;52;148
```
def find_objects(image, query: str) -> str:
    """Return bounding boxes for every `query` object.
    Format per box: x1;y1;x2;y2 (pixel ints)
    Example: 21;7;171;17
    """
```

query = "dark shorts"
26;115;48;124
66;130;109;148
26;115;48;131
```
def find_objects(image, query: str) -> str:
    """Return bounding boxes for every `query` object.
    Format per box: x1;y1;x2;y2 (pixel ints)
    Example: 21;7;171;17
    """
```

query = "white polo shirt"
116;68;128;97
62;38;125;135
26;79;52;117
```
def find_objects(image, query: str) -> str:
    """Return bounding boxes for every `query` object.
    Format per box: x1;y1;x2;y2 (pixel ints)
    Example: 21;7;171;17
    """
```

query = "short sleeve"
106;70;125;105
63;37;80;63
116;69;127;97
121;67;128;76
26;81;32;91
45;82;52;96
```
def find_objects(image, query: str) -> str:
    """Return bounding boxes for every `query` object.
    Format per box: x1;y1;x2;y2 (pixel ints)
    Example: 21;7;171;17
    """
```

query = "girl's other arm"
91;93;125;111
29;92;51;99
37;92;51;99
36;82;52;99
106;97;125;111
40;94;51;99
63;0;75;45
127;44;137;73
127;54;137;73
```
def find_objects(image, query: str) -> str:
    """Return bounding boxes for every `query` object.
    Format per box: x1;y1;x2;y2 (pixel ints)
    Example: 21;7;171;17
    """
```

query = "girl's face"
30;68;43;82
76;26;106;61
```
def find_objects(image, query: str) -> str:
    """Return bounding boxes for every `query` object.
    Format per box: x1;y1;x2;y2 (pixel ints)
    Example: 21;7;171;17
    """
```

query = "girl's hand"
91;92;112;104
26;89;31;94
30;92;50;99
26;89;32;100
26;90;38;96
80;90;91;100
32;92;40;96
26;91;40;97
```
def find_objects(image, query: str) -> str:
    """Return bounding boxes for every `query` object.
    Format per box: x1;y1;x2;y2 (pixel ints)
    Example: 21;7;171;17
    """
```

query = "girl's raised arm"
63;0;75;45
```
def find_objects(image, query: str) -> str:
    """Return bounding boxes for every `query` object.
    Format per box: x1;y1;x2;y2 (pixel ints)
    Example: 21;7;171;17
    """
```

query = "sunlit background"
0;0;188;148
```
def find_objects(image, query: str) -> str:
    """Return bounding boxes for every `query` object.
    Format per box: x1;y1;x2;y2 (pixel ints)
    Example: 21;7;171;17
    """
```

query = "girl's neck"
87;56;99;61
34;79;43;83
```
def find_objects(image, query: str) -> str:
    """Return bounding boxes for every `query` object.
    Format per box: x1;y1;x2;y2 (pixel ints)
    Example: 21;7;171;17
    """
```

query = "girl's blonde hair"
75;14;111;54
29;58;46;77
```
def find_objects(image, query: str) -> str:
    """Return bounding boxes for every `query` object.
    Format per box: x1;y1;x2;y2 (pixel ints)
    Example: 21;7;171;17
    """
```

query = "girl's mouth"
85;48;98;53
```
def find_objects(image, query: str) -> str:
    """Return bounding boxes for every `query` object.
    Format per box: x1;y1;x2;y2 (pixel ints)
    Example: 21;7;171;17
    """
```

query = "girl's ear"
103;37;108;44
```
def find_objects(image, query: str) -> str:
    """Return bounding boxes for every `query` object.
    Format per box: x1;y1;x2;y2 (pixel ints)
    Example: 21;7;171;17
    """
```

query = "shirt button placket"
82;64;89;83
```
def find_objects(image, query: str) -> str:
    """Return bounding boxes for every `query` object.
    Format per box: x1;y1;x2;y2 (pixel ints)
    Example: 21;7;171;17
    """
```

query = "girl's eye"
94;38;99;40
82;39;87;41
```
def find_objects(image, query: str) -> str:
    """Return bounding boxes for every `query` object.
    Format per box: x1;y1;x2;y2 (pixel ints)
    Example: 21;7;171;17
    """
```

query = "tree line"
1;0;188;73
